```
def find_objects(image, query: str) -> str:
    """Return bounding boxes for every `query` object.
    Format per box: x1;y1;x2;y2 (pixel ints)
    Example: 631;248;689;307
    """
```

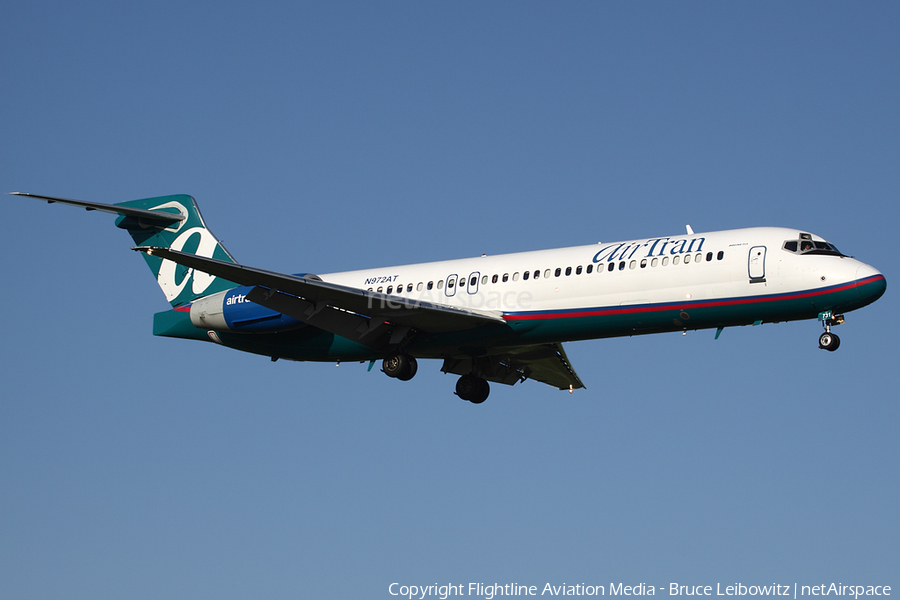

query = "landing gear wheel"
397;356;417;381
818;332;841;352
455;374;490;403
470;379;489;404
383;354;417;380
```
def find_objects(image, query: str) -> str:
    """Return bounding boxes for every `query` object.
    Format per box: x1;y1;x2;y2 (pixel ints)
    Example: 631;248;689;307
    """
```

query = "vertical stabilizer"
114;195;237;307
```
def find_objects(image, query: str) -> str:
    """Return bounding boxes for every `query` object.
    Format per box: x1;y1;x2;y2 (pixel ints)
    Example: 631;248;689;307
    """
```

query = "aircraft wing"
135;246;506;344
441;342;585;391
134;247;585;391
505;343;585;390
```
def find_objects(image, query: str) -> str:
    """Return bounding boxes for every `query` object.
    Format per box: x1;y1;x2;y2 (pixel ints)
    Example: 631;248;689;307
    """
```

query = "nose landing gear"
818;331;840;351
818;311;845;352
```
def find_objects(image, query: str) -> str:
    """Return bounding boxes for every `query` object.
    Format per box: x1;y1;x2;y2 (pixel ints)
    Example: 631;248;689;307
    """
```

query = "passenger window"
523;271;530;280
608;263;615;272
492;274;498;283
706;252;713;262
586;264;593;274
640;259;647;268
387;286;393;294
482;275;488;285
427;281;434;290
512;272;519;281
662;257;669;266
629;260;636;269
534;270;540;279
576;266;582;275
470;276;477;286
565;267;571;276
377;286;383;293
555;268;562;277
437;280;444;289
544;269;551;278
651;257;658;267
618;261;625;271
673;256;680;265
684;254;691;264
717;251;724;260
696;253;702;263
417;282;423;291
407;283;413;292
503;273;509;282
447;277;455;289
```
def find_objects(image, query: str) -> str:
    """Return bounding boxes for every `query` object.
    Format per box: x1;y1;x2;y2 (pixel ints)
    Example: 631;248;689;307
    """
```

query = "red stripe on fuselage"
502;275;884;322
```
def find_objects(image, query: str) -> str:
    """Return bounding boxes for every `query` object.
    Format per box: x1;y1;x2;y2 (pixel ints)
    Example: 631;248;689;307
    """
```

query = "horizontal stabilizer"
9;192;185;226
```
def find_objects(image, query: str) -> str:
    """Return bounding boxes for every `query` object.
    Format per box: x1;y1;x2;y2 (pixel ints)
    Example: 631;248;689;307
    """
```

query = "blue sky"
1;2;897;598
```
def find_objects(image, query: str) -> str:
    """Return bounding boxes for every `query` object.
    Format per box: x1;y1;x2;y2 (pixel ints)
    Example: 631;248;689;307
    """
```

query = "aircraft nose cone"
856;263;886;307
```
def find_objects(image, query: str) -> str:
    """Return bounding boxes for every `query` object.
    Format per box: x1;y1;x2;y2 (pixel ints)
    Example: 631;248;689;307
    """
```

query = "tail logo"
149;200;222;303
148;200;190;233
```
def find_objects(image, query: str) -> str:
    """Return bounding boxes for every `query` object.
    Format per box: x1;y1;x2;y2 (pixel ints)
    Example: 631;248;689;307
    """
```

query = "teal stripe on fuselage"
503;275;886;346
154;275;885;362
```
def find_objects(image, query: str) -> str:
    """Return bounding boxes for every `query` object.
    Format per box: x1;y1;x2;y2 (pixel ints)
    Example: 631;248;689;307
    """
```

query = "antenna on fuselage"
686;225;694;235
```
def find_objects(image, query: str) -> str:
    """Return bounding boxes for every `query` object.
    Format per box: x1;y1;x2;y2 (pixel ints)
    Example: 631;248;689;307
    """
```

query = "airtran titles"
593;237;706;264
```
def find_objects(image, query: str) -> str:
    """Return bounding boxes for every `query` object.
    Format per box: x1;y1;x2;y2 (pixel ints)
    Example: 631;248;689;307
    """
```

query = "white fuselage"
320;227;881;321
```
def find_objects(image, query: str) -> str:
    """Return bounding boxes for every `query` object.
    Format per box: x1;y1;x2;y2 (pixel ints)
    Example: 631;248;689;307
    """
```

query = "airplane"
10;192;887;403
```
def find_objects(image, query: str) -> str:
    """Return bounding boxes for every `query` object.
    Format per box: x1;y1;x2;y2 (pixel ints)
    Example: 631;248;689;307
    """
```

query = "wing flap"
245;286;395;347
508;343;585;390
441;343;585;391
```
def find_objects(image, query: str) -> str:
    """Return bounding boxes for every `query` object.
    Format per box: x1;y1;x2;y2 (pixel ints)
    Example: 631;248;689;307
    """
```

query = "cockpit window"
783;238;844;257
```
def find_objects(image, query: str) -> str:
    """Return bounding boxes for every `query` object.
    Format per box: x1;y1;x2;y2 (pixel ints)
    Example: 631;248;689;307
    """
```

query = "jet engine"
189;286;305;333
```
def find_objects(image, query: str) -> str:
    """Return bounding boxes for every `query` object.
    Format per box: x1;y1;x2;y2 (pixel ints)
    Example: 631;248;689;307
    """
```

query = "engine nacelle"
190;286;304;333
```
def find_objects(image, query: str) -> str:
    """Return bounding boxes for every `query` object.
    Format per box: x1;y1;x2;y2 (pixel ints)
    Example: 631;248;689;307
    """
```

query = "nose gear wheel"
817;311;844;352
818;332;840;351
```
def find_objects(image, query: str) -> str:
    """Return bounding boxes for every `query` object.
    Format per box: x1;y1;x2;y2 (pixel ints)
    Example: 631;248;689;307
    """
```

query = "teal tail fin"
114;194;237;307
10;192;238;308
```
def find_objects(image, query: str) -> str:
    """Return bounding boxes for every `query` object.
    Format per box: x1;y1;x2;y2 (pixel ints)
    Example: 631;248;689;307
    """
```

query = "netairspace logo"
387;583;892;600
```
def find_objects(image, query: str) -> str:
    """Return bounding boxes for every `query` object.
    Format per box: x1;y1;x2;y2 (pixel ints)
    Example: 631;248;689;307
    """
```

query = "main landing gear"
382;353;418;381
381;353;491;403
455;374;490;404
818;311;845;352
